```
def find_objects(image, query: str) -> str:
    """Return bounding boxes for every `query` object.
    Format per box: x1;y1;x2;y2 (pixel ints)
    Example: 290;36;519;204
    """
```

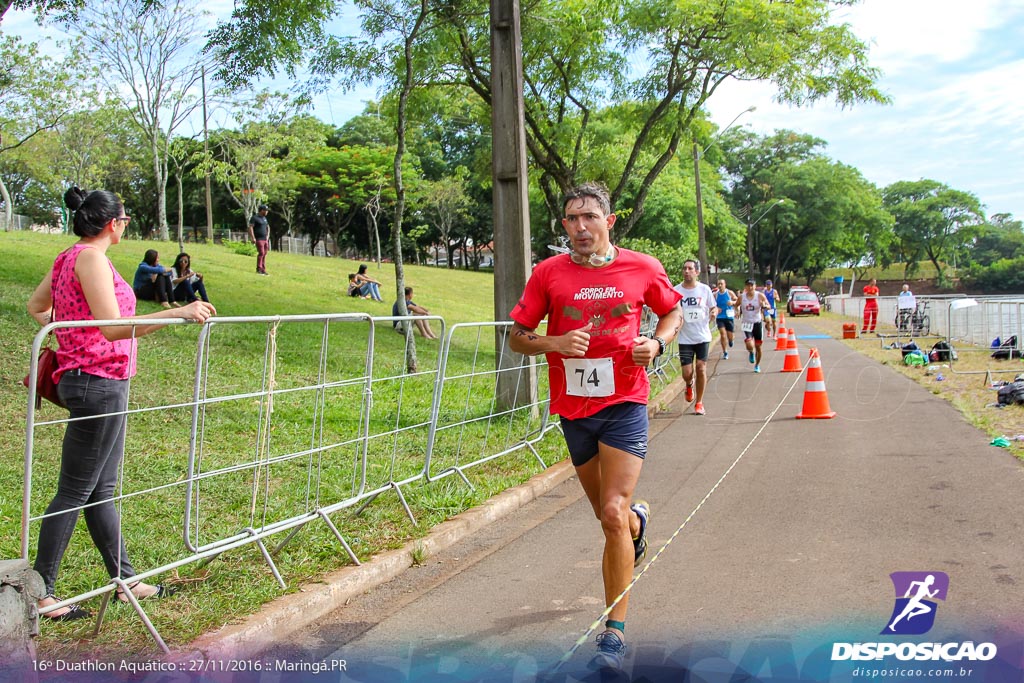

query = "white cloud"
707;0;1024;219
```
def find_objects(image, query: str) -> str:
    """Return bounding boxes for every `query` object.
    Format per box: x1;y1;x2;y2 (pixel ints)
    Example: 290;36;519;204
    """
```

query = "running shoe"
694;402;705;415
630;500;650;567
723;351;729;360
685;383;694;402
590;630;627;670
749;351;755;364
754;365;761;373
728;339;734;348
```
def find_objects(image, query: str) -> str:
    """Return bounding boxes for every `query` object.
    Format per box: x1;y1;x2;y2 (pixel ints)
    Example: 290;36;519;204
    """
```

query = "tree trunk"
176;172;185;253
153;133;169;240
393;1;428;375
0;174;12;231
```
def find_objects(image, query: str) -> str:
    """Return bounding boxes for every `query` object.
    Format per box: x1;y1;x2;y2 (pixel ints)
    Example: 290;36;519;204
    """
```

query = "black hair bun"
63;186;87;211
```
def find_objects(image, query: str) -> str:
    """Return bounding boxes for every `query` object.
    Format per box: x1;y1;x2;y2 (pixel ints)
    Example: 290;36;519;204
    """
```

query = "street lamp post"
740;198;786;279
694;106;756;285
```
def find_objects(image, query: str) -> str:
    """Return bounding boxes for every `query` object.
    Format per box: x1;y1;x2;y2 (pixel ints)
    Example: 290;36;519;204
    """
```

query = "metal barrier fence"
1;214;33;231
824;294;1024;350
824;294;964;342
22;312;679;651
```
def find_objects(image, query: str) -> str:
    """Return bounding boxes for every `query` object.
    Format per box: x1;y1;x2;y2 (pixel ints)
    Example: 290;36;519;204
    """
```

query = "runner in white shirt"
673;259;717;415
739;278;771;373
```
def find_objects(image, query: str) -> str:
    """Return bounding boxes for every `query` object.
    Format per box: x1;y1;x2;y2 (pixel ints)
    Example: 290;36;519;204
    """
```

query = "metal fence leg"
244;528;287;590
525;442;548;469
353;490;383;517
390;482;418;527
108;578;170;654
317;511;362;566
272;523;306;556
437;465;475;491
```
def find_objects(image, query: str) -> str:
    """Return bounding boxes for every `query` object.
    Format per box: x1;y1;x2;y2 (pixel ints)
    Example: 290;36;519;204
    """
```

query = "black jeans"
34;373;136;595
134;273;174;304
173;277;210;304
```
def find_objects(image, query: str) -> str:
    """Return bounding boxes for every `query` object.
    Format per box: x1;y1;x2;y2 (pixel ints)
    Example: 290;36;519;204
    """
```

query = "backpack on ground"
929;340;957;362
904;349;928;366
991;335;1020;360
900;340;919;359
997;380;1024;405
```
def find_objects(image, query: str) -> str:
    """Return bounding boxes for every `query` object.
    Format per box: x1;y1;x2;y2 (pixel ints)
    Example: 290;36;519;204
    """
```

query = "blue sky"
5;0;1022;221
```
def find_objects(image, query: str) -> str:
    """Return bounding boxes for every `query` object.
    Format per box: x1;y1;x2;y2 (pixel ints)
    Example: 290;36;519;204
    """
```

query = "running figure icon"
882;571;948;635
888;574;938;631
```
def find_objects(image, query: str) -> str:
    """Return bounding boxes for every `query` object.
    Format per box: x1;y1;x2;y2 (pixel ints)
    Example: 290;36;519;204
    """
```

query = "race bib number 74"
563;357;615;397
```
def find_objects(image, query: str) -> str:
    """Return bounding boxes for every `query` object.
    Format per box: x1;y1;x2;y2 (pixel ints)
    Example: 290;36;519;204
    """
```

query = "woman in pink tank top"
26;187;216;622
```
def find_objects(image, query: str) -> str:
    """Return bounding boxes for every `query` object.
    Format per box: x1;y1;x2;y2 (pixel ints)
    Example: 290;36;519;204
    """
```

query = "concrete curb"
183;458;577;661
182;374;682;662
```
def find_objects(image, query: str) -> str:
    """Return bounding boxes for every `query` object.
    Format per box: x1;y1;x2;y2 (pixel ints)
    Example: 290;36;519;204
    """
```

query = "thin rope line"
553;360;809;671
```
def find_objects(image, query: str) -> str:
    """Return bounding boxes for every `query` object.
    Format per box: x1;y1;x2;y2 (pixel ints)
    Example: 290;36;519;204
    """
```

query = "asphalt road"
250;323;1024;682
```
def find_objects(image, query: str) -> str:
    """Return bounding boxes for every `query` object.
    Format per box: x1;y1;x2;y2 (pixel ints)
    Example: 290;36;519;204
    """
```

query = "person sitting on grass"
132;249;177;308
393;286;438;339
347;274;370;298
170;253;211;304
354;264;384;301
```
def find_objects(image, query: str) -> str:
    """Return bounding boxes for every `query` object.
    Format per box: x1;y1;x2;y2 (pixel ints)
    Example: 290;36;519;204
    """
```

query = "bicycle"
895;301;929;336
912;301;930;336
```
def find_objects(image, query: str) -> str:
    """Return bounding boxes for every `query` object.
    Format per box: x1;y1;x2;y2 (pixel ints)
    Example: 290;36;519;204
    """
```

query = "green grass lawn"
0;233;565;655
0;231;677;658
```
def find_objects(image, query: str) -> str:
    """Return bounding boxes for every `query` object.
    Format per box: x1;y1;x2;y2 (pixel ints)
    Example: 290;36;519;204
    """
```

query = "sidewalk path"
216;323;1024;680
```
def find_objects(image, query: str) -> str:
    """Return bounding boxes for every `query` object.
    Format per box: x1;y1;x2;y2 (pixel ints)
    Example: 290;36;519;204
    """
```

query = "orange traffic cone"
796;348;836;419
774;327;789;351
781;330;803;372
779;309;786;327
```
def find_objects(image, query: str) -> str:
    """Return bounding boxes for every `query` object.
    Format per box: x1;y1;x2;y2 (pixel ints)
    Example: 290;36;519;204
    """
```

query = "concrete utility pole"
490;0;536;410
692;141;709;285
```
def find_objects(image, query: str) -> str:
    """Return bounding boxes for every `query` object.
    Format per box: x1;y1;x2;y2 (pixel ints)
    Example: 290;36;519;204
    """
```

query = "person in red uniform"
509;182;682;671
862;278;880;333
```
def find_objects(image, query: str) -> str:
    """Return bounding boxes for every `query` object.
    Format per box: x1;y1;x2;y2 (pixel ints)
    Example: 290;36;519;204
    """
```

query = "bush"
962;256;1024;293
223;239;257;257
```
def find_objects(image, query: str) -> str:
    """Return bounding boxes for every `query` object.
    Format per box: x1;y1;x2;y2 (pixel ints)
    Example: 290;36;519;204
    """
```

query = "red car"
787;289;821;316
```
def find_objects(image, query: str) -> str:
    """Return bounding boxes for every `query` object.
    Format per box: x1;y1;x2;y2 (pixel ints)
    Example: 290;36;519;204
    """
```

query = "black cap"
745;278;756;285
258;204;269;211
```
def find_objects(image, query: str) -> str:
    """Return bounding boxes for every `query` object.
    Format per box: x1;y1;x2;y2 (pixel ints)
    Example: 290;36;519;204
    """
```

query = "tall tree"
67;0;211;240
721;128;893;281
211;0;441;372
883;179;984;282
204;93;308;229
440;0;888;234
0;35;83;229
421;168;472;268
1;0;159;22
963;213;1024;268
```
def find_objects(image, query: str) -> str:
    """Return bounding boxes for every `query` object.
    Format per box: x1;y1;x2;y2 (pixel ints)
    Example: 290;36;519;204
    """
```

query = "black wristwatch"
652;336;667;357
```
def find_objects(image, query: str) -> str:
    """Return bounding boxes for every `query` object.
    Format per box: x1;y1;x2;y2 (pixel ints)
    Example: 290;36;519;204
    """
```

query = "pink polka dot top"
51;243;138;382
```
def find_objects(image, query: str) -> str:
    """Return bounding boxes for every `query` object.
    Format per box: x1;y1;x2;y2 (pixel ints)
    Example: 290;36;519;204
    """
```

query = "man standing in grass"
508;182;682;671
248;204;271;275
862;277;880;333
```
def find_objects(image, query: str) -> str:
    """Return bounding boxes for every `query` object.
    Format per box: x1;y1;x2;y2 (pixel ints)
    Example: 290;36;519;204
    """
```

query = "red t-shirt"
863;284;879;302
510;248;682;420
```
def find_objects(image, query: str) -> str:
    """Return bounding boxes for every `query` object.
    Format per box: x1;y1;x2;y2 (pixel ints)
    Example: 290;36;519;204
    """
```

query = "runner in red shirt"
862;278;880;333
510;182;682;671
